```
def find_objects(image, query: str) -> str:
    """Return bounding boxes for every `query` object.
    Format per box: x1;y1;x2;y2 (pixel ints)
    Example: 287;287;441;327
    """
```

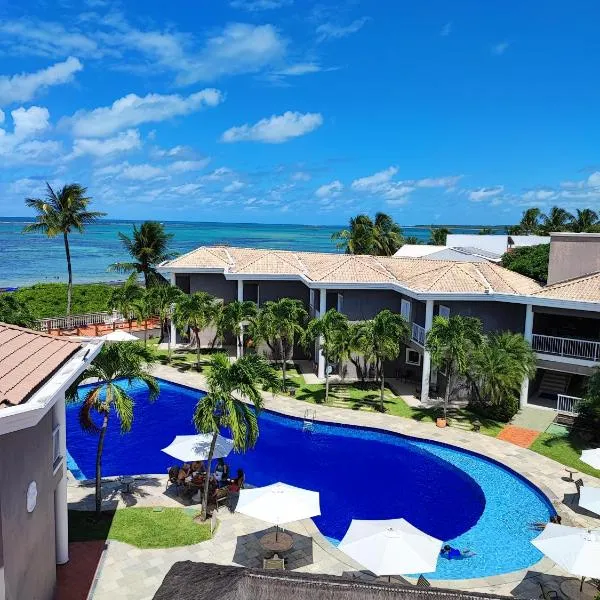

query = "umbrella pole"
580;577;584;592
276;525;279;542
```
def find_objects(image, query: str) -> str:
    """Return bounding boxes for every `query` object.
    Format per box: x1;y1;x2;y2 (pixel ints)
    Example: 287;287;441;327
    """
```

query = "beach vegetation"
107;273;143;327
66;342;158;517
23;183;106;315
0;293;36;328
501;244;550;283
428;226;450;245
332;212;403;255
214;300;257;356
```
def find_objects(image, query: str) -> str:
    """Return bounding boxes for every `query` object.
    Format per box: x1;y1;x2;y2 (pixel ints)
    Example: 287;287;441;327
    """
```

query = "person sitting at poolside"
177;463;191;482
228;469;245;493
190;461;203;474
214;458;229;484
440;545;475;559
530;514;562;531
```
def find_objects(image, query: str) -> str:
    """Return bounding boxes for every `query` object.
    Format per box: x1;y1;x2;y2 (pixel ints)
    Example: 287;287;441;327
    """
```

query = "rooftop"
0;323;81;408
152;562;512;600
160;246;543;296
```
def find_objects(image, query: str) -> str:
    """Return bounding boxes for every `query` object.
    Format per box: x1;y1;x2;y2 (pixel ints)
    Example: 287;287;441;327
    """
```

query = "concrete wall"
251;280;310;306
439;301;526;333
188;274;237;302
547;233;600;285
0;411;59;600
326;290;402;321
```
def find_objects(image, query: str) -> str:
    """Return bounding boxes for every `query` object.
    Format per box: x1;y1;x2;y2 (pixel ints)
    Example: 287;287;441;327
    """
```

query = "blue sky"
1;0;599;225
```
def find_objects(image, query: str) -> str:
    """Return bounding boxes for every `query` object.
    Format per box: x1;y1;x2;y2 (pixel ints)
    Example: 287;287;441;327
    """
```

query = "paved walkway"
511;406;557;432
497;425;541;448
71;363;600;599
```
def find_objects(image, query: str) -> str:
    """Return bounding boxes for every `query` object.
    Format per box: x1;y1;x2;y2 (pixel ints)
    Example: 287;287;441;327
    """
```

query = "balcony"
557;394;582;416
532;334;600;362
411;323;426;346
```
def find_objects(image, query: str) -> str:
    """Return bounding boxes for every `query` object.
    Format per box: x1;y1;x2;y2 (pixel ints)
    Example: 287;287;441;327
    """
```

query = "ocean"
0;217;503;288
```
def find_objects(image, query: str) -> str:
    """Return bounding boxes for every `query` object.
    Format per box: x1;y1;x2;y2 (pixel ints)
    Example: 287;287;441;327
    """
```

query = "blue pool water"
66;378;553;580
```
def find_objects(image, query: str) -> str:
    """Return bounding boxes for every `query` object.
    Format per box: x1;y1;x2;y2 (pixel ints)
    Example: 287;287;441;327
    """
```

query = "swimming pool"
66;378;554;580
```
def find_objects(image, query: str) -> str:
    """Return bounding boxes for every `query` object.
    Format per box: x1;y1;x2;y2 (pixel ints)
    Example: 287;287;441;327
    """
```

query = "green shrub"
501;244;550;283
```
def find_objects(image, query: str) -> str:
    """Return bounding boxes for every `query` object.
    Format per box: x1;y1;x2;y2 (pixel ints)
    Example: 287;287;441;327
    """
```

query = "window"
439;305;450;319
175;274;191;294
406;348;422;366
400;299;411;321
337;293;344;312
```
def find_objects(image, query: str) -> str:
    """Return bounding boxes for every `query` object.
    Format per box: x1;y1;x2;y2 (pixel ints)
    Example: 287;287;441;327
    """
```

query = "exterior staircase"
539;371;571;396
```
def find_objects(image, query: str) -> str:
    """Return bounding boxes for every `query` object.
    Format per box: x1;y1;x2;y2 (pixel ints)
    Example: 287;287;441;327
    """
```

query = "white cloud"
222;111;323;143
0;109;4;124
120;164;166;180
168;159;210;173
0;57;83;106
11;106;50;138
171;183;204;195
230;0;292;10
274;63;322;76
492;41;510;56
94;163;124;178
0;19;100;58
468;186;504;201
414;175;463;188
15;139;62;161
223;180;246;193
521;189;556;202
587;171;600;188
383;185;414;201
66;88;223;137
201;167;235;181
351;166;398;191
291;171;311;181
441;22;452;36
315;180;343;198
72;129;141;157
316;18;370;42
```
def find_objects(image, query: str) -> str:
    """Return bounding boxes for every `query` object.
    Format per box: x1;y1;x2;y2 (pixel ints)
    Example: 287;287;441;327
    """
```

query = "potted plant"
435;409;447;428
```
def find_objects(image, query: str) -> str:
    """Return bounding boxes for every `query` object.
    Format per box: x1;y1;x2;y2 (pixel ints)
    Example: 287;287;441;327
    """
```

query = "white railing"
411;322;426;346
532;334;600;362
557;394;582;416
37;311;127;332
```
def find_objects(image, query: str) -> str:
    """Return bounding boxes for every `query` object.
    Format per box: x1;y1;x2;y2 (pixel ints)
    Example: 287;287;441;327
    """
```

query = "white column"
54;393;69;565
169;273;177;346
520;304;534;408
420;300;434;403
317;288;326;379
237;280;244;359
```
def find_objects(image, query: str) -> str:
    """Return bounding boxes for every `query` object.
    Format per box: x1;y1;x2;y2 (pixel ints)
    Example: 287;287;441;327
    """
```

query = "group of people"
172;458;245;509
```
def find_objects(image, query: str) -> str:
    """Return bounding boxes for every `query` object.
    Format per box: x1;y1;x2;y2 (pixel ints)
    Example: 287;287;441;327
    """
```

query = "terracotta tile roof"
533;271;600;302
0;323;81;409
161;246;544;296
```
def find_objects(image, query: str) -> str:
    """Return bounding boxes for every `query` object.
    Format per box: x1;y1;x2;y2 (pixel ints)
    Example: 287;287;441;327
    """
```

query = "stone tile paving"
510;407;557;433
72;363;600;600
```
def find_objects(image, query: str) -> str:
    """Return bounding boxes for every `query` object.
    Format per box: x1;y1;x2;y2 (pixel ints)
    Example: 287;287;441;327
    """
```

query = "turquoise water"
0;217;503;287
67;378;553;580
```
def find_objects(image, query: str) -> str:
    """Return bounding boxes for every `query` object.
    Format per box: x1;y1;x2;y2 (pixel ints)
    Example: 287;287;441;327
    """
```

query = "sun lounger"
416;575;431;588
539;582;560;600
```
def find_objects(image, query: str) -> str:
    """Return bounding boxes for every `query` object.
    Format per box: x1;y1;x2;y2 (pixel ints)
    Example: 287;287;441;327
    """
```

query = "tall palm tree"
331;214;376;254
351;310;410;411
131;293;154;346
540;206;574;234
469;332;535;413
23;183;106;315
304;309;350;403
66;343;158;516
372;212;404;256
505;225;522;235
429;227;450;245
107;274;142;328
174;292;219;370
215;300;258;358
109;221;176;286
251;298;308;388
193;352;280;520
404;236;422;245
425;315;483;419
569;208;599;233
147;283;184;360
519;208;542;235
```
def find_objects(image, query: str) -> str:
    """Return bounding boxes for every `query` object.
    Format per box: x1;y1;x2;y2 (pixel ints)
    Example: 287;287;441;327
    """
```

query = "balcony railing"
557;394;581;416
532;334;600;362
411;323;426;346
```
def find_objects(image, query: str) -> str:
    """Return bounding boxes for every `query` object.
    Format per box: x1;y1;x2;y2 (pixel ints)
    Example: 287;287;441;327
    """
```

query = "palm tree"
147;283;184;360
251;298;308;388
131;293;154;346
404;236;422;245
429;227;450;245
569;208;599;233
107;274;142;328
519;208;542;235
478;227;493;235
540;206;574;234
215;300;258;358
332;214;376;254
425;315;483;419
193;352;280;520
469;332;535;414
66;343;158;516
304;309;350;403
351;310;410;411
372;212;404;256
23;183;106;315
505;225;522;235
109;221;176;286
174;292;218;370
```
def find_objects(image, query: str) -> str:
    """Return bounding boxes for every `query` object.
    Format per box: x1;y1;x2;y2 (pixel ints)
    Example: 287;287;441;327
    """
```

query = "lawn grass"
69;507;212;548
530;432;600;478
147;338;214;373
